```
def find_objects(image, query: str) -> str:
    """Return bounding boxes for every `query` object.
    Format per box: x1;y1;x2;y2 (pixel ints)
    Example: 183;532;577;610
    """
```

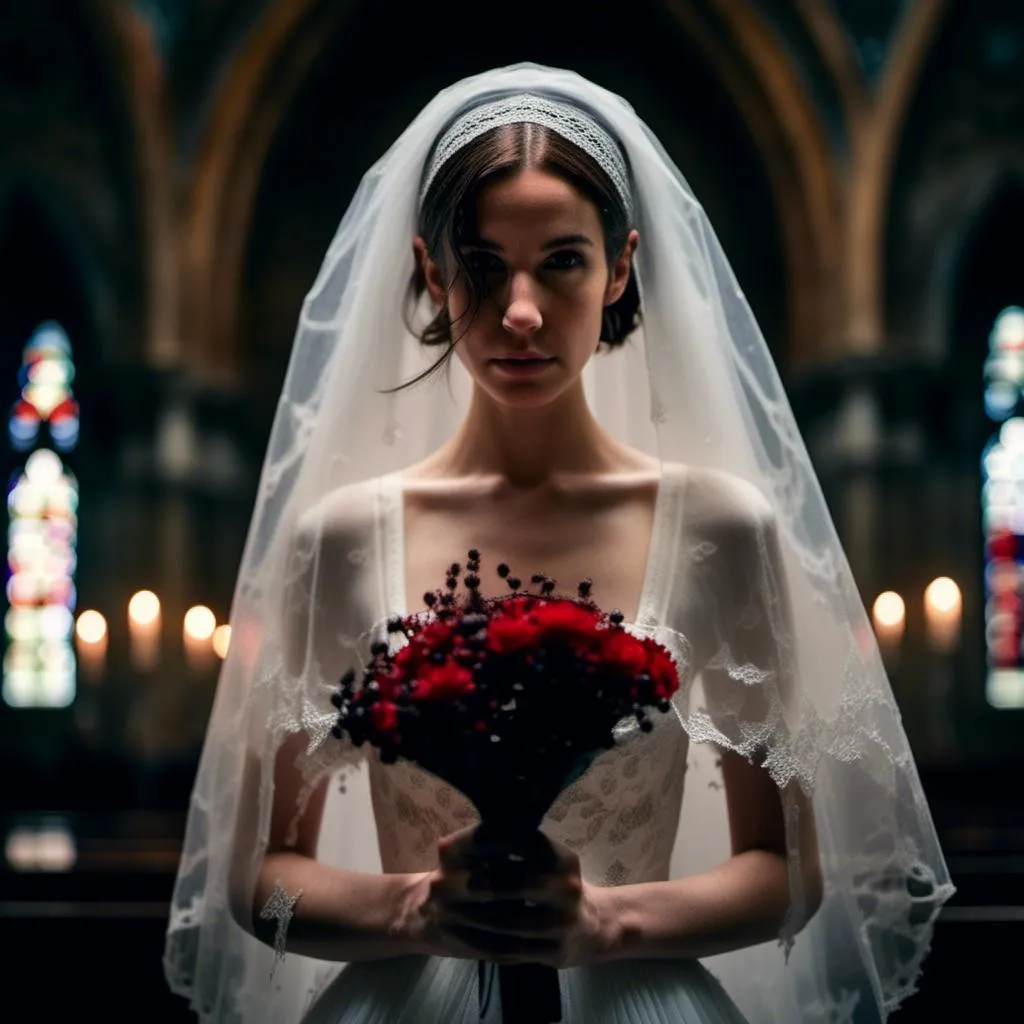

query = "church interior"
1;1;1021;1019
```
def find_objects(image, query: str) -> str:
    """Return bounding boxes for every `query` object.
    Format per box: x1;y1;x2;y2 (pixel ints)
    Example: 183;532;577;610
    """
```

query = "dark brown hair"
400;118;640;390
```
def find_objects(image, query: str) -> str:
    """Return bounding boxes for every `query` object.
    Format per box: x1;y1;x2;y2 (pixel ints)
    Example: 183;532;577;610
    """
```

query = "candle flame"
184;606;216;641
128;591;160;626
872;591;905;629
75;610;107;644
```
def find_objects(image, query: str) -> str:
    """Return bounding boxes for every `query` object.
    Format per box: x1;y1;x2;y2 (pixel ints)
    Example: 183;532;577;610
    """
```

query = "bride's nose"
501;272;543;334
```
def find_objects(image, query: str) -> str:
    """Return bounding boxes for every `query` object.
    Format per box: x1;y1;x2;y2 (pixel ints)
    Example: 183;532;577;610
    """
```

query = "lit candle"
75;610;108;682
924;577;962;653
128;590;161;671
184;605;217;673
872;591;905;660
212;624;231;660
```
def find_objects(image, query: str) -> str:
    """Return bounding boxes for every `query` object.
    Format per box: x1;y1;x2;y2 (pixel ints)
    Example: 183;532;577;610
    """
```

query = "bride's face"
417;168;637;410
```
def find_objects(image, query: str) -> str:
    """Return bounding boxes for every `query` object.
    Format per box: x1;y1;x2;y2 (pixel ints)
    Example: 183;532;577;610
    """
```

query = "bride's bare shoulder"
294;475;387;547
680;464;774;533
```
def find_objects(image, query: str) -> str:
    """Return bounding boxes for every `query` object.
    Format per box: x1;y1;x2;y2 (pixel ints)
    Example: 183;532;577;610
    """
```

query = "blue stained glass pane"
3;321;80;708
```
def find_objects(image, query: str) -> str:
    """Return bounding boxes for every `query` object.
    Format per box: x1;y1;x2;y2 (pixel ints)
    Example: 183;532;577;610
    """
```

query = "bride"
164;64;954;1023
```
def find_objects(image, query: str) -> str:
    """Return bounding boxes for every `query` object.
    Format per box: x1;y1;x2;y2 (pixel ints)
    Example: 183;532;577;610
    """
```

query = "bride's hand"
407;824;613;968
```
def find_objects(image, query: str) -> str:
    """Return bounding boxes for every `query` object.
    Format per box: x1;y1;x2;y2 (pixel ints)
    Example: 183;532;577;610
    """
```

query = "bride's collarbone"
400;480;659;614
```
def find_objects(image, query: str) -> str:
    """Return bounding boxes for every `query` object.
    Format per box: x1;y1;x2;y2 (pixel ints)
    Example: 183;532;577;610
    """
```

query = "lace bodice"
369;698;690;885
365;465;694;885
298;463;793;890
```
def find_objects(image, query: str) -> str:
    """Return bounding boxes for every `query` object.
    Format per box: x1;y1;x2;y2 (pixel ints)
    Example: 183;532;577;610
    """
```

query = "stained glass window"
3;323;79;708
981;306;1024;708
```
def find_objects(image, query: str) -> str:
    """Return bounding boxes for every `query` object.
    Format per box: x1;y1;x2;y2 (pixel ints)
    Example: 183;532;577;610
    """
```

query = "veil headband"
419;92;634;215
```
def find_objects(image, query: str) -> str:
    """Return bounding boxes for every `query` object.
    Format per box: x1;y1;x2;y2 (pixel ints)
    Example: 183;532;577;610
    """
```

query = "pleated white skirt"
302;955;749;1023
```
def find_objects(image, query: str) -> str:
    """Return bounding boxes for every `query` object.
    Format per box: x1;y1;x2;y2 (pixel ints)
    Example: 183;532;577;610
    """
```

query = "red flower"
532;601;602;646
498;596;535;619
375;666;405;700
419;620;456;650
394;641;427;674
600;628;649;676
486;614;543;653
642;637;679;700
369;700;399;734
414;658;476;700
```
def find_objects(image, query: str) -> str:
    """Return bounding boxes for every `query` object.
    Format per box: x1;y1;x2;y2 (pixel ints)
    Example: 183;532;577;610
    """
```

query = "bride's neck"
431;382;624;487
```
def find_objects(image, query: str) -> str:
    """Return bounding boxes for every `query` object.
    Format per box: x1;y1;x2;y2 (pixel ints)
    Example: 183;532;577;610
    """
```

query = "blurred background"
0;0;1020;1019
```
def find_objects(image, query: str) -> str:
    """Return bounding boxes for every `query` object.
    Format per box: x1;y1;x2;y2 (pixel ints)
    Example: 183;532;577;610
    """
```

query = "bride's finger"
437;826;481;870
466;851;567;891
485;874;583;909
445;899;573;937
442;922;561;960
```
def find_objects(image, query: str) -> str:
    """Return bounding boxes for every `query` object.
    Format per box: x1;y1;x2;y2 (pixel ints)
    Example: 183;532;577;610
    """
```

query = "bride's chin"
470;366;583;411
487;387;565;411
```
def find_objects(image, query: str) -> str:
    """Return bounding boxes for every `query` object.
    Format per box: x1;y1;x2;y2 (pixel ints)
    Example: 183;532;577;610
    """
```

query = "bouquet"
331;550;680;1023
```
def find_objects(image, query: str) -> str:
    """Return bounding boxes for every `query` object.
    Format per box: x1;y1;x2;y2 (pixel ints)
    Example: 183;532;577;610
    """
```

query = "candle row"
872;577;963;656
74;590;231;678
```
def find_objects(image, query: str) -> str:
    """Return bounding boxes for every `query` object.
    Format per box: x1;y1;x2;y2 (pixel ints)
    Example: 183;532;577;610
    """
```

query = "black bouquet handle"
496;962;562;1022
469;824;563;1023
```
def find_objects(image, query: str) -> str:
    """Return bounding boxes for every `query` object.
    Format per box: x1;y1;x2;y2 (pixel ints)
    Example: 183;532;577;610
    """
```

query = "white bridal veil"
164;63;954;1022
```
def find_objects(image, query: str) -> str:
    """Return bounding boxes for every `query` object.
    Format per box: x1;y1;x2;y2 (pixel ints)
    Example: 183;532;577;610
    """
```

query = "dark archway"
885;0;1024;358
950;179;1024;455
0;1;150;366
952;180;1024;362
0;193;97;448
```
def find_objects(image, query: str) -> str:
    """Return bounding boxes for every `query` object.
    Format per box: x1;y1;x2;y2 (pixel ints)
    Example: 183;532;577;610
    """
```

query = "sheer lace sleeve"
662;468;952;1020
255;480;390;790
683;471;797;761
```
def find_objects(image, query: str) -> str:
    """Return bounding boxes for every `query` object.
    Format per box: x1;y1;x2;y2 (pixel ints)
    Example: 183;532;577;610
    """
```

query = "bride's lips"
491;354;557;376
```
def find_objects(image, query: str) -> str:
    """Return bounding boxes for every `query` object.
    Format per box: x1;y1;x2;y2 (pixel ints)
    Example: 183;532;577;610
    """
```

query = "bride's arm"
590;755;821;963
227;501;433;963
590;477;822;964
240;735;520;965
239;735;431;962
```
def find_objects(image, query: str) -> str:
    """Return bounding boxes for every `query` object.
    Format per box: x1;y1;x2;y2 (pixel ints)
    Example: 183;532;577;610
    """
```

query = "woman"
165;65;953;1023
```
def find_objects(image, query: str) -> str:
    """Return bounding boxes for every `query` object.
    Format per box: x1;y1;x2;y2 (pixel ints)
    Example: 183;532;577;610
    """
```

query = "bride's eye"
544;250;585;271
464;251;506;278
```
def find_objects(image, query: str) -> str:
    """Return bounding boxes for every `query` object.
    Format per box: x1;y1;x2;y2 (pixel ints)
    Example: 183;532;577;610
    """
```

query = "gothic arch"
0;183;98;374
179;0;352;384
660;0;844;366
883;0;1024;361
96;3;177;368
792;0;871;136
949;175;1024;360
0;0;157;365
845;0;952;351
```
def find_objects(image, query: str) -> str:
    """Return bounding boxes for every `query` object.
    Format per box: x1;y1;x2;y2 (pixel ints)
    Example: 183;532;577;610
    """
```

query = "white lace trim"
259;881;303;977
421;93;633;213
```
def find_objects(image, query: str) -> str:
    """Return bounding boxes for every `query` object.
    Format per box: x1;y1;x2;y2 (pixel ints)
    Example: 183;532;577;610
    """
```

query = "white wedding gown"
296;466;752;1023
165;64;954;1023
